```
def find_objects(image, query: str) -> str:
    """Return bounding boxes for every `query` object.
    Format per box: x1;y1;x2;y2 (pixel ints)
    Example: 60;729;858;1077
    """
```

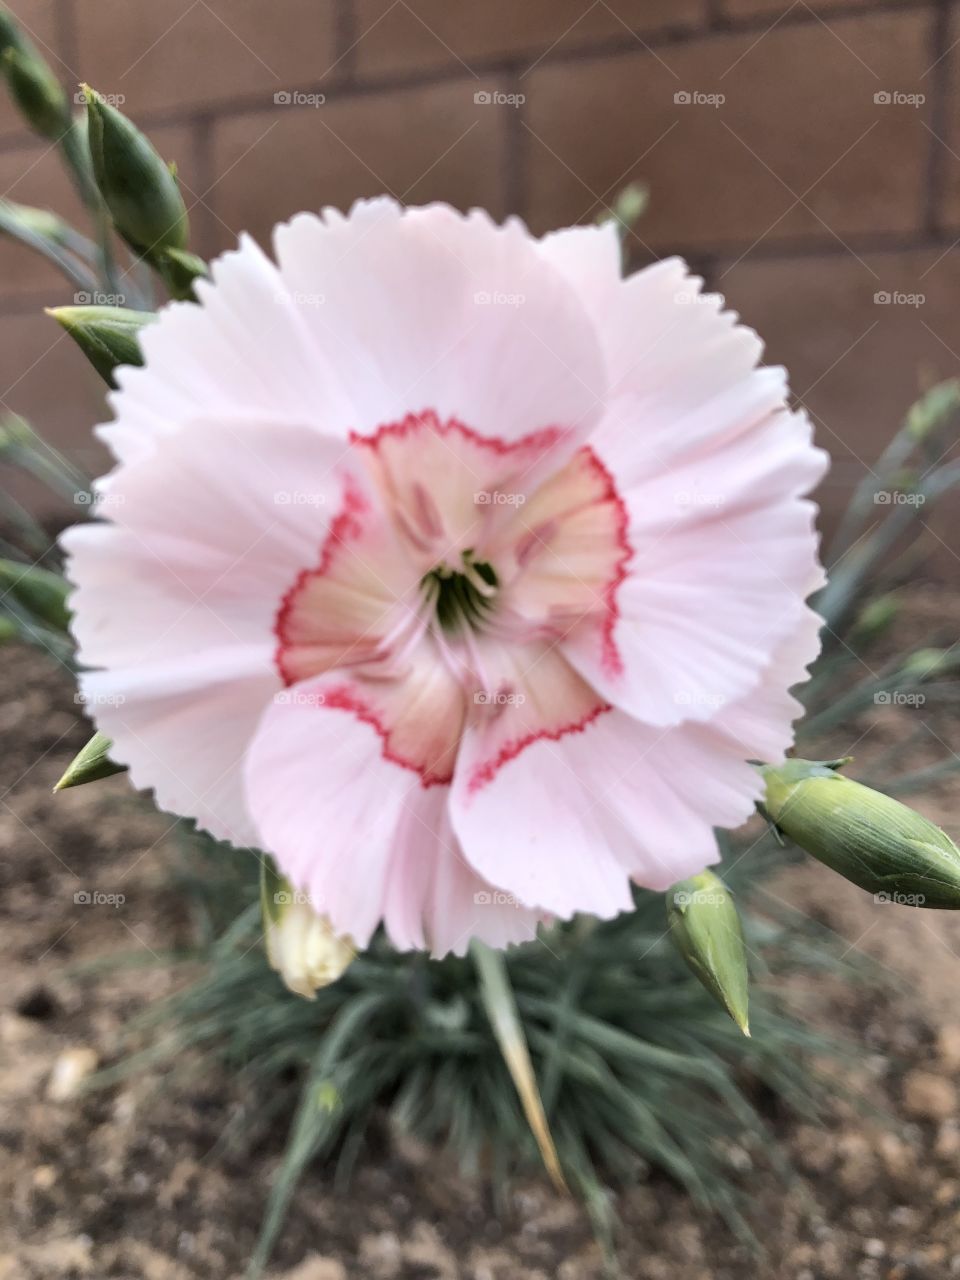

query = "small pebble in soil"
903;1069;958;1120
46;1045;98;1101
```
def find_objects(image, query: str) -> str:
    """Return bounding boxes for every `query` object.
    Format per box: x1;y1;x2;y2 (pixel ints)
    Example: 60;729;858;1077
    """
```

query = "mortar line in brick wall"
334;0;360;84
622;227;960;271
504;71;526;218
671;229;960;264
923;0;952;235
2;231;960;324
0;0;932;148
704;0;729;31
54;0;80;80
189;114;218;260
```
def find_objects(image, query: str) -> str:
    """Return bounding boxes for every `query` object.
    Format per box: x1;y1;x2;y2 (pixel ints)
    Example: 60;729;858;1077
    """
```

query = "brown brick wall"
0;0;957;552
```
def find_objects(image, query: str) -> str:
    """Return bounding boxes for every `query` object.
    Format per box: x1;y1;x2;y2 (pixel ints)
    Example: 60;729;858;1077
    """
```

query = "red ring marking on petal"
579;446;632;679
466;701;613;795
322;682;454;788
348;408;567;458
273;473;368;686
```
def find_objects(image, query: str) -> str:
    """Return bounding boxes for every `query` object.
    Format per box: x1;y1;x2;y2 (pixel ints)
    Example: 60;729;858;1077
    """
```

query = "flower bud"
0;26;69;139
82;85;189;257
898;648;959;682
906;380;960;444
760;759;960;908
851;594;898;645
0;197;71;243
261;861;354;999
154;245;208;302
48;305;155;387
0;7;23;53
0;557;70;631
54;731;125;791
666;869;750;1035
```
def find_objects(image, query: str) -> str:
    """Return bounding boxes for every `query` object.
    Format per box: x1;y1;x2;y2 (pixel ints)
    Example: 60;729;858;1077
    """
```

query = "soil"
2;588;960;1280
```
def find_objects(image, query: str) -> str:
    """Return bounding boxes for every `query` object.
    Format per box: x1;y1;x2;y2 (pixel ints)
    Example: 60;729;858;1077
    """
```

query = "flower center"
423;552;498;634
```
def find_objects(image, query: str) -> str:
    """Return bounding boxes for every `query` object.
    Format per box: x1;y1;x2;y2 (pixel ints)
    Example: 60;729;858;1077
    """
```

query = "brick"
718;249;960;543
525;11;931;247
0;309;109;482
0;141;85;299
937;3;960;230
206;79;509;254
351;0;705;79
73;0;337;117
0;124;197;300
720;0;890;18
0;1;67;144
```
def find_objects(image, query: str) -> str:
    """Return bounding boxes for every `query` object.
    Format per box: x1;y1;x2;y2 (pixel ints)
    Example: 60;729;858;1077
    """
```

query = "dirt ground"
3;594;960;1280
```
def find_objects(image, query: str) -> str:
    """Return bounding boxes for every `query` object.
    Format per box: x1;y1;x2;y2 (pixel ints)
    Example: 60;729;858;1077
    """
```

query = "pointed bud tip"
761;759;960;909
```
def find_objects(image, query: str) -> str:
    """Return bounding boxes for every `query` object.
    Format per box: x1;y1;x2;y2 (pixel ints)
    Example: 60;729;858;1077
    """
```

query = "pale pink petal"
538;233;762;416
563;402;826;726
62;420;379;844
384;786;543;956
100;235;353;466
244;680;421;946
79;647;275;847
63;420;367;668
273;199;606;447
451;703;762;916
711;602;824;764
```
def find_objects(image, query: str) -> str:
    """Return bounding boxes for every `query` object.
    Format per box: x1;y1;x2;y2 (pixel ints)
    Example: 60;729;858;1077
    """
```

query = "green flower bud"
0;198;67;243
0;7;25;54
666;869;750;1035
154;245;208;302
1;44;69;138
0;412;33;453
761;759;960;908
260;860;354;999
0;557;70;631
906;380;960;443
851;594;899;644
48;305;155;387
54;731;125;791
899;648;959;682
82;85;188;258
